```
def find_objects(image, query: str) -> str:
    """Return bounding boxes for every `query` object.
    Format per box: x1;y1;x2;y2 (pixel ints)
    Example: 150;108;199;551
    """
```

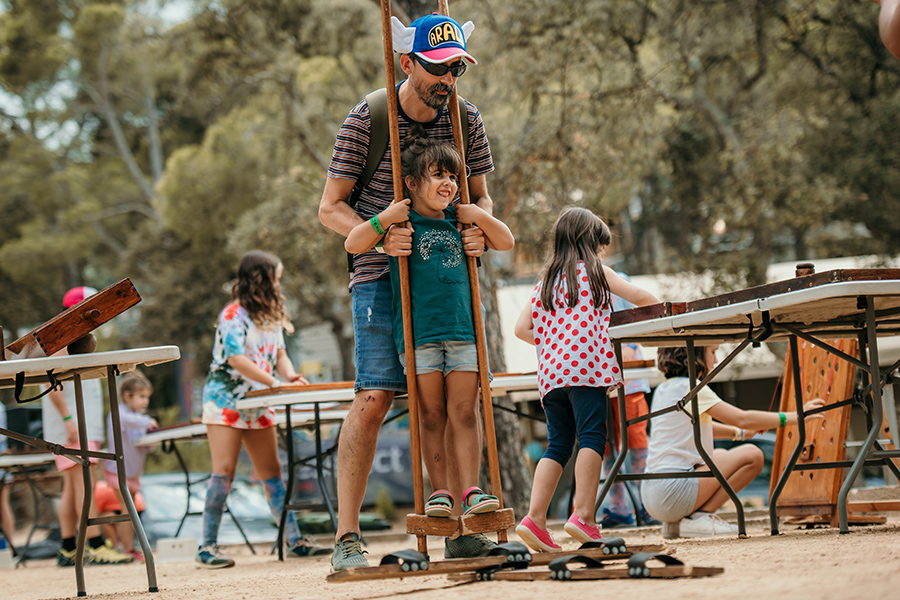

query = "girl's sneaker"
196;544;235;569
461;487;499;515
424;490;453;518
287;536;332;557
564;514;602;543
599;507;636;529
678;512;739;538
515;516;561;553
125;548;145;562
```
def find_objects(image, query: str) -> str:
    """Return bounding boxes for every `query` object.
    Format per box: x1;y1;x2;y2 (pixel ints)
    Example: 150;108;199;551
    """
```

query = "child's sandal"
462;486;500;515
425;490;454;518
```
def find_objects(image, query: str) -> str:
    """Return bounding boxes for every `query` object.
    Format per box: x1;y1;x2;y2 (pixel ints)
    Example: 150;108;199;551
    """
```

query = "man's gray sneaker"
330;532;369;572
444;533;498;559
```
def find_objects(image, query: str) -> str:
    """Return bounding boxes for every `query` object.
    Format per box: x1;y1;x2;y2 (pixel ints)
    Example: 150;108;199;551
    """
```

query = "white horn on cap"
390;16;415;54
462;21;474;42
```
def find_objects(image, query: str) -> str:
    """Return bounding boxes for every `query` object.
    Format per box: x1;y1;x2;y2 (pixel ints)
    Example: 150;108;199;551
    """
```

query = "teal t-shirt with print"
389;206;475;354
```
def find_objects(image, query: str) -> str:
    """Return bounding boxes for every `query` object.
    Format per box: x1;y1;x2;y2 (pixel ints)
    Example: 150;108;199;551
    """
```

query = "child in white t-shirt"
642;345;824;538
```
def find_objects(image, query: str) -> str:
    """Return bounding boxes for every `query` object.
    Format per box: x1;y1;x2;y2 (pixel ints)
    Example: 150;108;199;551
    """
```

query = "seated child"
643;345;823;538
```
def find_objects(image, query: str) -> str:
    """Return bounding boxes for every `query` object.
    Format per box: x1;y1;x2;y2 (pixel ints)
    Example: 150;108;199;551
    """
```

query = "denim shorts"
351;277;407;393
399;341;480;376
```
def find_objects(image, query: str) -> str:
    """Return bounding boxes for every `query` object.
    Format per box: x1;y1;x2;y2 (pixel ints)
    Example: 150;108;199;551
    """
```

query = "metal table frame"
0;346;180;596
237;387;355;560
604;277;900;535
0;452;55;566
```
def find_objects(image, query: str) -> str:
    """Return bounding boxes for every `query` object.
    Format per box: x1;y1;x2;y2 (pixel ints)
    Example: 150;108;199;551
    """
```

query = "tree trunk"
326;314;356;382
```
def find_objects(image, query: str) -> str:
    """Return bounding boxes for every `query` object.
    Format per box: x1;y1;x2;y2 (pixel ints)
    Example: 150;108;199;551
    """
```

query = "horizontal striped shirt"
327;83;494;289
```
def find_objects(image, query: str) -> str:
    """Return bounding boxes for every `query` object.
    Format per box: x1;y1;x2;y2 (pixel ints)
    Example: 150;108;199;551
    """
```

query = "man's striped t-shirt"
327;85;494;289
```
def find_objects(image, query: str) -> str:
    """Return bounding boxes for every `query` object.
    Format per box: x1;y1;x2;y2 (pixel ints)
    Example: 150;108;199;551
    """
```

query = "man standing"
318;13;495;571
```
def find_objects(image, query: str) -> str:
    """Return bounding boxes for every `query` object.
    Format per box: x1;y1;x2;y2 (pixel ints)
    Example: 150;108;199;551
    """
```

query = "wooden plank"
244;381;354;397
451;565;723;582
458;508;515;536
685;269;900;312
326;554;511;583
770;338;857;510
406;508;516;537
848;500;900;512
149;419;202;433
5;279;141;360
610;302;687;327
622;359;655;369
527;543;669;566
406;514;461;537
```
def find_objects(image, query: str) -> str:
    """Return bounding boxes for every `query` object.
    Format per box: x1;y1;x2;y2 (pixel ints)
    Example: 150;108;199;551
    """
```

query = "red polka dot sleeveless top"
531;261;622;399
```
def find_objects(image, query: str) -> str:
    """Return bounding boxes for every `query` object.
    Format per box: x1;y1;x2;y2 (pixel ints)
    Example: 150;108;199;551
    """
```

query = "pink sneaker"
564;514;602;543
515;516;561;553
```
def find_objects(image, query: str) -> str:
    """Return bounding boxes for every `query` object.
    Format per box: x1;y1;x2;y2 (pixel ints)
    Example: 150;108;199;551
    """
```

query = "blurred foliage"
1;0;898;406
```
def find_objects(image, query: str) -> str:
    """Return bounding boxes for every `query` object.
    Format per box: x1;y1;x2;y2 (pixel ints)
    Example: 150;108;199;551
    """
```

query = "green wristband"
62;414;73;422
370;215;386;235
778;412;787;427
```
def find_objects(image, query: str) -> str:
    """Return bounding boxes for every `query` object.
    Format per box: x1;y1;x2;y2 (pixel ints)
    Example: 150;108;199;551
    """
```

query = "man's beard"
413;78;454;110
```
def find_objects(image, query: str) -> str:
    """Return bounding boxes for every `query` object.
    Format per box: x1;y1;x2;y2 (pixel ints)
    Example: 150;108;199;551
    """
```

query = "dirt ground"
4;509;899;600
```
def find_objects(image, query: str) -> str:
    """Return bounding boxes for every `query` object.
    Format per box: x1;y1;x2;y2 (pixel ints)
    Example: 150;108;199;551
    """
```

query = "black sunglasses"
413;55;467;78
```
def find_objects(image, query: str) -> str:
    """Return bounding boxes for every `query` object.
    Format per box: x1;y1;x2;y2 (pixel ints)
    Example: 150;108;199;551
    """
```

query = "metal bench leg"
838;297;884;533
107;367;158;592
768;335;808;535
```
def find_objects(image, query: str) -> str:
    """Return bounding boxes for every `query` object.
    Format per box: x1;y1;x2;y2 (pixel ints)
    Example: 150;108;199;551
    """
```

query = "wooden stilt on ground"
379;0;514;553
377;0;427;555
429;0;511;543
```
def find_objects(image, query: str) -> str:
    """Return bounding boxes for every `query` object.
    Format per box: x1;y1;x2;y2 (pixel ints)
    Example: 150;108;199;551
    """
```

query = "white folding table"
606;270;900;535
0;346;180;596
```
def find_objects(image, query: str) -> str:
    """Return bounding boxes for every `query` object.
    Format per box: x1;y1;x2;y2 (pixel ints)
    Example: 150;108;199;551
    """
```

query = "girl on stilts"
346;127;514;557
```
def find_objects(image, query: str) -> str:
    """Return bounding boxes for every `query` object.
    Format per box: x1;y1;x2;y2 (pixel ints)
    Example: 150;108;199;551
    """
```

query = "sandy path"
5;516;899;600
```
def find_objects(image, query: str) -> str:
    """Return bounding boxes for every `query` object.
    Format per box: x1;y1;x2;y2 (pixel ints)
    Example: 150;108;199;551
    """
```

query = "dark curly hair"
656;346;714;380
401;124;463;199
232;250;293;333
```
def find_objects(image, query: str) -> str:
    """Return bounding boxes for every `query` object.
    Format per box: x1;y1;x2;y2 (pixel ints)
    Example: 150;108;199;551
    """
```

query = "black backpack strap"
347;88;391;211
457;95;469;159
347;88;389;273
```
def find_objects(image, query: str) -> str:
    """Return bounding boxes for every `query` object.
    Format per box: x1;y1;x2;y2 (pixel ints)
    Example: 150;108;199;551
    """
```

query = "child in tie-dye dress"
197;250;330;568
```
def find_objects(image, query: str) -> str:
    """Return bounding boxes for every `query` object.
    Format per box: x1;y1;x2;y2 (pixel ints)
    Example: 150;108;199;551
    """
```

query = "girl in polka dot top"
513;207;660;553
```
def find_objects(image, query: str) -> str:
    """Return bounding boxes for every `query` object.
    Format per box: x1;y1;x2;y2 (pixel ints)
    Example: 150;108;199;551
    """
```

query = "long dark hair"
539;206;612;310
232;250;293;333
401;124;463;199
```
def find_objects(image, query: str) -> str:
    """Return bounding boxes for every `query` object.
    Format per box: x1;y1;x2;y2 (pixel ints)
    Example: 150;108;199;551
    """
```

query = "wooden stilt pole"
438;0;509;543
378;0;427;555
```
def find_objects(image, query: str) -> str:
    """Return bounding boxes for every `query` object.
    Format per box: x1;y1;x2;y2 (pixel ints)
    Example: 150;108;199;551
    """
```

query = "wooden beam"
848;500;900;513
4;279;141;360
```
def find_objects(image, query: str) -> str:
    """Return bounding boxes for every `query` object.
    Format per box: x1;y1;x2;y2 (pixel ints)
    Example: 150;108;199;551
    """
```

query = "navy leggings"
541;386;608;466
